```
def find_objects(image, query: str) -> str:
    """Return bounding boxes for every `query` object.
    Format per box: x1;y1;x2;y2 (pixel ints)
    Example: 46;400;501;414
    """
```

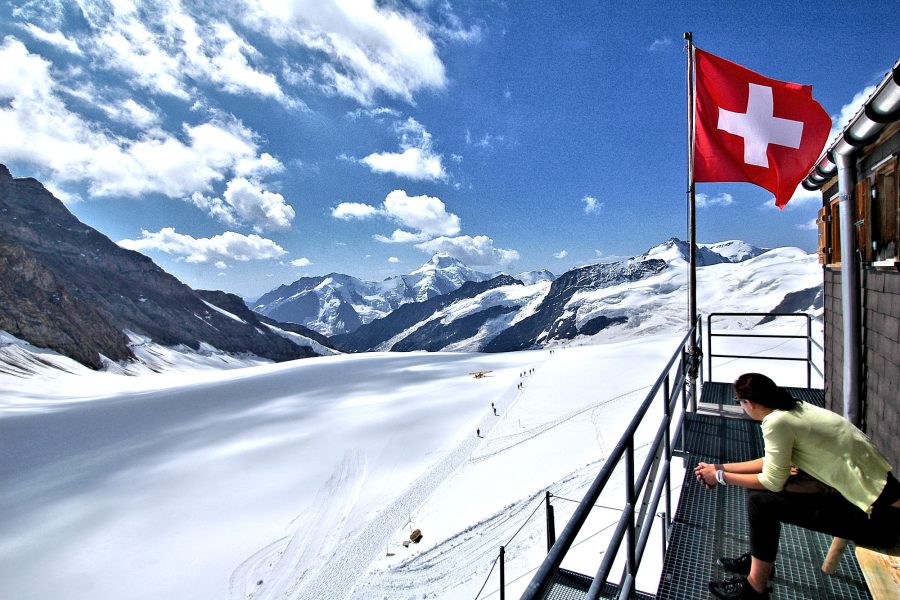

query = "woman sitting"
695;372;900;600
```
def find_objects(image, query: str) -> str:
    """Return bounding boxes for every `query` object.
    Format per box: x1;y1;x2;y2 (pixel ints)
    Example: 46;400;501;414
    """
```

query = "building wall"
825;268;900;469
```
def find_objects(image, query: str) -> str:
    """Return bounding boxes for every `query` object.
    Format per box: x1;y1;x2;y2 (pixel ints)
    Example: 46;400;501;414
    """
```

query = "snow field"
0;318;819;600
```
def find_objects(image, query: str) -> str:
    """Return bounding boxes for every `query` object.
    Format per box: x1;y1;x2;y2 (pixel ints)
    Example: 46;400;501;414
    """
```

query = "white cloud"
362;147;446;180
214;260;228;269
763;183;822;210
222;177;294;230
69;0;296;105
234;152;285;179
334;190;460;240
695;192;734;208
290;257;312;267
240;0;446;105
373;229;431;244
415;235;519;267
21;23;82;55
61;80;162;129
0;37;289;226
118;227;286;264
829;84;878;146
332;201;379;220
117;99;161;128
346;106;400;120
582;195;603;215
553;250;569;259
361;118;446;181
382;189;459;235
797;218;818;231
649;37;672;52
387;256;400;263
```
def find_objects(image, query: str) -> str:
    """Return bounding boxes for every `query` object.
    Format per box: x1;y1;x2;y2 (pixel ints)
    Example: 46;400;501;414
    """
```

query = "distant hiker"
491;402;495;409
476;428;481;437
493;408;498;416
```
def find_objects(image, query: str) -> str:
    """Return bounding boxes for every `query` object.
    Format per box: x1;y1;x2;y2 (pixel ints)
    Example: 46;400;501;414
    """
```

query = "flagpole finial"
684;32;692;42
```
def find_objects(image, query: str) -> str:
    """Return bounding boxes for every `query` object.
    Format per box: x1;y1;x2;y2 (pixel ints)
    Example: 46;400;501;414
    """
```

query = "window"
829;195;841;265
871;156;898;263
855;179;870;261
817;206;828;265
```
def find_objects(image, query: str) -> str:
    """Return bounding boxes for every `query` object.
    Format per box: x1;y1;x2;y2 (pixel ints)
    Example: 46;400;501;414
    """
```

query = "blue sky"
1;1;897;299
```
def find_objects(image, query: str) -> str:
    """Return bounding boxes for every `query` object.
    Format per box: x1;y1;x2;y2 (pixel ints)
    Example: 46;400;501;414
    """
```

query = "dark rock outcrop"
757;287;824;325
0;164;314;368
391;305;519;352
483;259;666;352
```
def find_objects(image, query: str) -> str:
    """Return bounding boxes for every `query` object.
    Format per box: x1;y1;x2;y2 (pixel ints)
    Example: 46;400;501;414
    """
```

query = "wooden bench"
822;538;900;600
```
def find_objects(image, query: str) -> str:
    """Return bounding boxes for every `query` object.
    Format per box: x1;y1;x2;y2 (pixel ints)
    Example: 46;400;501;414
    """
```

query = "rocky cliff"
0;165;316;368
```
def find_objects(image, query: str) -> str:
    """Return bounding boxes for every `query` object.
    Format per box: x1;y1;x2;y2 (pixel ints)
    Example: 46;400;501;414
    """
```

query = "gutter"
801;59;900;425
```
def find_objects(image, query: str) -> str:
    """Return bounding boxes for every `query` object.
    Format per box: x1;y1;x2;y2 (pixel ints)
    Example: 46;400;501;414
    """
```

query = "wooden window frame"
870;155;899;268
827;194;841;267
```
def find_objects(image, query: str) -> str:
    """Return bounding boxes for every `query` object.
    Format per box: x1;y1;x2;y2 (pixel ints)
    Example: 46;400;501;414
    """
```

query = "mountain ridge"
0;164;326;369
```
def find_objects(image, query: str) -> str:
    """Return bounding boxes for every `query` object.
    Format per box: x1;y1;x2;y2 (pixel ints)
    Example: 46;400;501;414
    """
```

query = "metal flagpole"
684;32;699;409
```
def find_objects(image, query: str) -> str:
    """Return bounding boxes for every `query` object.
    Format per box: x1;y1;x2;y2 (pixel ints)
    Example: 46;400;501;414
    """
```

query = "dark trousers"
748;472;900;562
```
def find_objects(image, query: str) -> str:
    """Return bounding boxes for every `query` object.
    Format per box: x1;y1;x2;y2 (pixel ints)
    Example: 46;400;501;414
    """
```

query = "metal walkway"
655;383;872;600
543;569;655;600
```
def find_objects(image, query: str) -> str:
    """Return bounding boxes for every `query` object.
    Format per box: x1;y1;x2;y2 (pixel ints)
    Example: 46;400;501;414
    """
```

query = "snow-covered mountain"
0;165;329;369
513;269;556;285
253;253;492;336
333;238;822;354
699;239;768;262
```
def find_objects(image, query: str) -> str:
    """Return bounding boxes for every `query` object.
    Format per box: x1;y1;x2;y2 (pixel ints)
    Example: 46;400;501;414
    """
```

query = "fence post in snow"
499;546;505;600
545;491;556;552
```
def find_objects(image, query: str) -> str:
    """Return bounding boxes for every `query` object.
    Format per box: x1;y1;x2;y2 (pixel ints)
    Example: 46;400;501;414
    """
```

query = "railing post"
499;546;505;600
807;314;812;388
663;375;672;538
545;491;556;552
659;512;668;571
698;316;705;387
626;439;636;580
707;314;713;384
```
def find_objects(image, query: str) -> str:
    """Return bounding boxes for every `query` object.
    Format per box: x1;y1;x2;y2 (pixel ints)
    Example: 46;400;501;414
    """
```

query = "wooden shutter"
817;206;828;264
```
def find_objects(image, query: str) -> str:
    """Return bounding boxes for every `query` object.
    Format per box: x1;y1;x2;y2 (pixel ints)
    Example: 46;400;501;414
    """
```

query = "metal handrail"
706;312;823;388
520;323;699;600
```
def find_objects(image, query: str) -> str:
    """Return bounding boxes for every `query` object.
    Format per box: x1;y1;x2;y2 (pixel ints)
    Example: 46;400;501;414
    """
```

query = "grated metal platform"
698;382;827;411
656;391;872;600
544;568;655;600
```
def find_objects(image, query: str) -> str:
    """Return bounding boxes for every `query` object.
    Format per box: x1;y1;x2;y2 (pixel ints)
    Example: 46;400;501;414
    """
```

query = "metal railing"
706;312;823;388
520;324;701;600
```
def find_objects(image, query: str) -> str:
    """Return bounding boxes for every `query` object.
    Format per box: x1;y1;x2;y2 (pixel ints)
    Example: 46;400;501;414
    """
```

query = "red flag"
693;48;831;209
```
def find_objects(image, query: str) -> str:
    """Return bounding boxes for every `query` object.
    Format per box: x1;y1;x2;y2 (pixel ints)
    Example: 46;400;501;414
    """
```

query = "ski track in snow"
230;365;537;600
229;450;367;600
470;383;649;465
350;444;651;600
346;368;655;600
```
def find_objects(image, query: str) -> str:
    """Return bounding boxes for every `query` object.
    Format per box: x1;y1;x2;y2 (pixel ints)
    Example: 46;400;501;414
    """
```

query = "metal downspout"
835;151;861;425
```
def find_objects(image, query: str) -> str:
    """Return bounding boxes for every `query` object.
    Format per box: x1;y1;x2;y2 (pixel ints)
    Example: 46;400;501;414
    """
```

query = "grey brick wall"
825;268;900;470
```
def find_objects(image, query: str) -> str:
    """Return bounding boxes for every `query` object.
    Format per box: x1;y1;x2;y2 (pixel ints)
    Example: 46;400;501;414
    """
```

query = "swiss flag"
693;48;831;209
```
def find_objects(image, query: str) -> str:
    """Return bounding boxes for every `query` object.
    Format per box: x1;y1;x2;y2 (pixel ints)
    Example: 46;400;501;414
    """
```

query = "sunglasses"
733;396;749;404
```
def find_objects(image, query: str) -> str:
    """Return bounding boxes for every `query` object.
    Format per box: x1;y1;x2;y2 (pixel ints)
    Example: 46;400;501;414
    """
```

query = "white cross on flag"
693;48;830;209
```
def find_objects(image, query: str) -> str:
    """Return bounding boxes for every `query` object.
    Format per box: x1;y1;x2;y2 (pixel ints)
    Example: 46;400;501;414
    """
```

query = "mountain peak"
426;253;465;269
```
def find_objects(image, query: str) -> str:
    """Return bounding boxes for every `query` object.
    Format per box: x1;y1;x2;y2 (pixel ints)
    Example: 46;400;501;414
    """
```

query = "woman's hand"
694;462;719;489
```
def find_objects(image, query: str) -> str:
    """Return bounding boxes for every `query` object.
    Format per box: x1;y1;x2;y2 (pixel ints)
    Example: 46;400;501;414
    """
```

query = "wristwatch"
715;468;727;486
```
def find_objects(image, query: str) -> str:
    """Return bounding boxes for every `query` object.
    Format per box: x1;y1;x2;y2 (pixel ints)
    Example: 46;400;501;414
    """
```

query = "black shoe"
717;553;775;578
708;576;770;600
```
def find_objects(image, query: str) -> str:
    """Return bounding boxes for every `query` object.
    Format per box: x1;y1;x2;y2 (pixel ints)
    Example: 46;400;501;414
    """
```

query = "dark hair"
734;373;798;410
